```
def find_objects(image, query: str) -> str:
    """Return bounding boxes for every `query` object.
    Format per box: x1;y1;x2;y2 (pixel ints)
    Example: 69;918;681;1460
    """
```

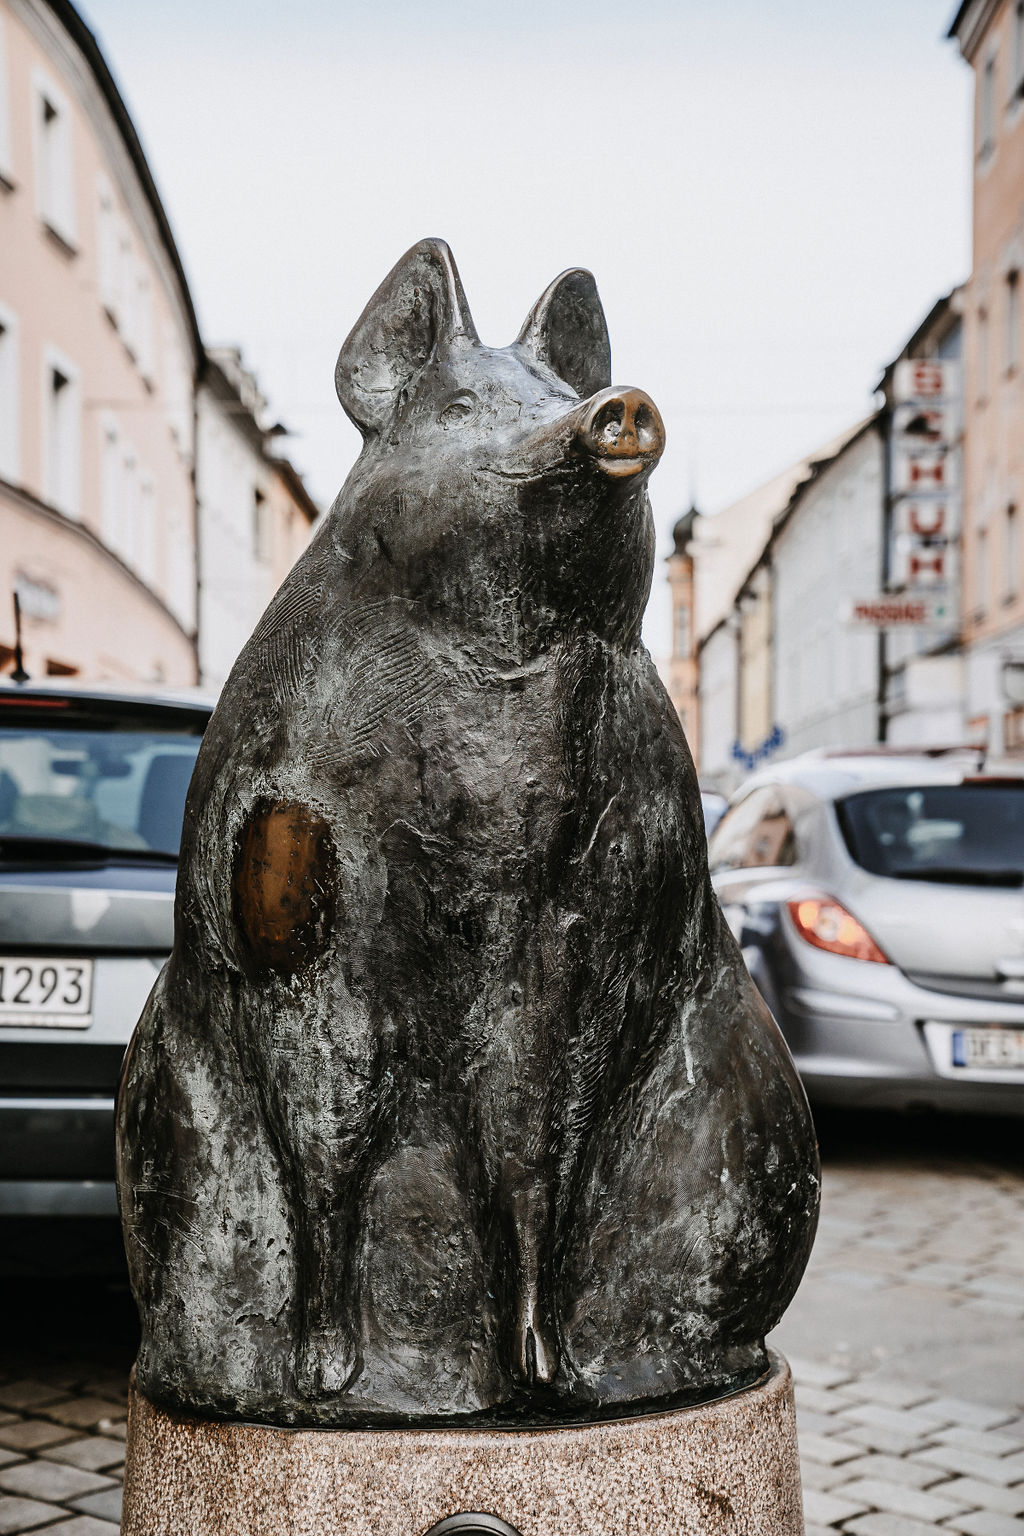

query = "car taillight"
786;896;889;964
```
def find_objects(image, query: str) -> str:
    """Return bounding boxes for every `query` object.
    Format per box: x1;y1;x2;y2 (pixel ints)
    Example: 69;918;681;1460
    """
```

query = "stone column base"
121;1351;803;1536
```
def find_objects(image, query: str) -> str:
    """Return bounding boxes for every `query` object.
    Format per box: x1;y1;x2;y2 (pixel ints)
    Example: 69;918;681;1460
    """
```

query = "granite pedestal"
121;1350;803;1536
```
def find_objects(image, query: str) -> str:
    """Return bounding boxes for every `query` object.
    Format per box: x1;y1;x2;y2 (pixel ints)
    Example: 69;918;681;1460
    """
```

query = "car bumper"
0;1094;118;1181
0;1177;118;1215
756;943;1024;1116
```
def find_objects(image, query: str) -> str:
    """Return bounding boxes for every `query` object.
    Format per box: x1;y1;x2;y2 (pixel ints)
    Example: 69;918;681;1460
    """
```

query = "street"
0;1109;1020;1534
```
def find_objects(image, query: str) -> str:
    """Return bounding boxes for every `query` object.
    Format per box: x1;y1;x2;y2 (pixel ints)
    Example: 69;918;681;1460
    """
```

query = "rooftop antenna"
10;590;29;683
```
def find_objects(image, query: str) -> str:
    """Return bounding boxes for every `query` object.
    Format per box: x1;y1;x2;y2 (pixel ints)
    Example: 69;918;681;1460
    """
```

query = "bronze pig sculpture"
116;239;819;1428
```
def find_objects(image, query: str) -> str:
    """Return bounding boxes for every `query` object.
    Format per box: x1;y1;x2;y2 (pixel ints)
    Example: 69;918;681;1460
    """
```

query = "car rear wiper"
0;836;178;865
888;866;1024;887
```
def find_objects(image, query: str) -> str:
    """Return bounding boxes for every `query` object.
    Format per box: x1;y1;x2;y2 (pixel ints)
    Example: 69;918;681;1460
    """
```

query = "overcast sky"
79;0;972;657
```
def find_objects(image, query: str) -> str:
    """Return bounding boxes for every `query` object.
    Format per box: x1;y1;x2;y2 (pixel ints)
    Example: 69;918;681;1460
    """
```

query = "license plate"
0;957;93;1028
952;1027;1024;1070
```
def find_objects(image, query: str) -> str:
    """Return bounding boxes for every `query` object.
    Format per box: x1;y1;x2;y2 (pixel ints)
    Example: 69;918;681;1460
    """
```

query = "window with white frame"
252;487;269;562
138;475;157;583
1009;272;1021;373
100;414;121;549
1007;504;1020;600
34;73;75;243
118;222;136;355
0;307;18;482
135;271;155;381
1014;2;1024;97
163;323;192;456
120;442;139;567
0;16;13;186
981;54;996;158
976;525;990;615
97;177;117;314
43;349;80;518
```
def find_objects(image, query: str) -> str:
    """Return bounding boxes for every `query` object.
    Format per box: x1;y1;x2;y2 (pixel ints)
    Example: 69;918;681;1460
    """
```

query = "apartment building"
0;0;200;683
951;0;1024;748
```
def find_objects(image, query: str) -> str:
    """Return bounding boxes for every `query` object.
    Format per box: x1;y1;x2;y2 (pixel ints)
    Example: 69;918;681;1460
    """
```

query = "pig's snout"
577;387;665;480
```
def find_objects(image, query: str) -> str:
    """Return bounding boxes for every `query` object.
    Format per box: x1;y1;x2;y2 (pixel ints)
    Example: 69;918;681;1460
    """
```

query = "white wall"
772;425;884;755
195;387;275;691
698;620;739;789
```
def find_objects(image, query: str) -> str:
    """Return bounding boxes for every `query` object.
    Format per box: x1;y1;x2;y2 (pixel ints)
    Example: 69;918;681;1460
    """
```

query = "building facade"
878;293;966;746
663;505;698;750
951;0;1024;751
0;0;201;684
196;348;318;692
770;420;884;756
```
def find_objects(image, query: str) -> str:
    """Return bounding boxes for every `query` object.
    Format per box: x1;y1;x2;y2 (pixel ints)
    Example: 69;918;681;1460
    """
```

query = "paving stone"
934;1425;1024;1457
0;1457;115;1502
0;1454;23;1472
0;1495;64;1533
797;1407;840;1436
919;1445;1024;1485
821;1267;893;1291
43;1437;125;1473
836;1476;973;1523
954;1513;1024;1536
841;1401;953;1435
798;1430;865;1465
834;1453;951;1489
962;1297;1024;1320
938;1481;1024;1518
95;1421;125;1442
0;1380;69;1413
801;1486;872;1525
918;1398;1016;1430
839;1379;936;1409
796;1383;850;1414
799;1457;854;1491
0;1420;77;1452
834;1421;935;1457
789;1357;856;1390
69;1486;122;1523
36;1521;122;1536
843;1514;963;1536
42;1399;125;1431
0;1420;15;1430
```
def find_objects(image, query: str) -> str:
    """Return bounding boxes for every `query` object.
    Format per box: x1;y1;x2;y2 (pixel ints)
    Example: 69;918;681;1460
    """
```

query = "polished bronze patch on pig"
233;801;335;973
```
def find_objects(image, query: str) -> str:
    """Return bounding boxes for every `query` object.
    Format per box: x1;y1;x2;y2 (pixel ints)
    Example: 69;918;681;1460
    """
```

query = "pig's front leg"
245;1000;393;1401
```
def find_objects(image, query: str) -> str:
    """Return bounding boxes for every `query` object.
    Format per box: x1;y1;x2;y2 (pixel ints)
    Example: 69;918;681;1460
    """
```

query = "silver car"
0;680;211;1218
709;751;1024;1115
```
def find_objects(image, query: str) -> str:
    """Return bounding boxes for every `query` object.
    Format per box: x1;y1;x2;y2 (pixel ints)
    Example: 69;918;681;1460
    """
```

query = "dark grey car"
0;682;210;1217
709;751;1024;1115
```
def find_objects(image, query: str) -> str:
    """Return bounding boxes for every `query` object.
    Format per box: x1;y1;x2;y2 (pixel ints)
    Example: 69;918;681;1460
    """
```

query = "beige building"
0;0;202;684
951;0;1024;750
0;0;319;690
663;505;698;750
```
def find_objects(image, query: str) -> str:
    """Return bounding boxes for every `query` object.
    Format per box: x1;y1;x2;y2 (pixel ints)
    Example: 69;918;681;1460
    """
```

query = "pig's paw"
296;1326;359;1398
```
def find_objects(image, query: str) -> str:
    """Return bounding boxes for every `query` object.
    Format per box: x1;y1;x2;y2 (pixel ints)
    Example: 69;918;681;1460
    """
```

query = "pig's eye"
439;394;477;429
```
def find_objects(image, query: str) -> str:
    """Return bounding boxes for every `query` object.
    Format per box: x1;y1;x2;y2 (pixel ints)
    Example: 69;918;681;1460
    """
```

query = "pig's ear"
516;269;611;399
336;238;479;435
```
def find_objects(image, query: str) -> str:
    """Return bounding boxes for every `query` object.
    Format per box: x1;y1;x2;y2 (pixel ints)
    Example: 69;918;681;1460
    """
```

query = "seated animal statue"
116;239;820;1428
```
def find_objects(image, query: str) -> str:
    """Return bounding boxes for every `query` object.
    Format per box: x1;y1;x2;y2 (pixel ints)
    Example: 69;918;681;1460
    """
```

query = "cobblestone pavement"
0;1111;1020;1533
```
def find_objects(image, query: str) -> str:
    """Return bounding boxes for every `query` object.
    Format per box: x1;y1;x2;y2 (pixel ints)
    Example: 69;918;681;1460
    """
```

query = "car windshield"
0;709;204;858
837;782;1024;886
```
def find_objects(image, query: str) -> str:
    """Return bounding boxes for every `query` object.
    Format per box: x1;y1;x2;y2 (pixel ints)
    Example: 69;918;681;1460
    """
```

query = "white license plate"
952;1027;1024;1070
0;957;93;1028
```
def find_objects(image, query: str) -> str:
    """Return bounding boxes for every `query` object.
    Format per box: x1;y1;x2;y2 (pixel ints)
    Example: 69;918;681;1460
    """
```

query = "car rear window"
0;709;204;857
837;783;1024;886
